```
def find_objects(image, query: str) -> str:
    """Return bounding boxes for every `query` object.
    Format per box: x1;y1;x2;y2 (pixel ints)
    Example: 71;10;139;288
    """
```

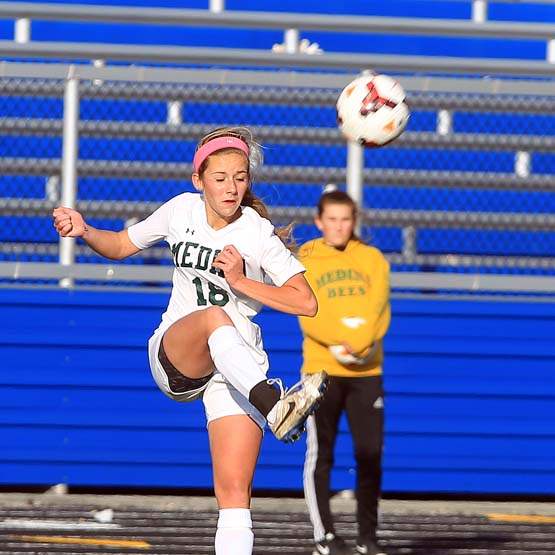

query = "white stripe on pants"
303;414;326;542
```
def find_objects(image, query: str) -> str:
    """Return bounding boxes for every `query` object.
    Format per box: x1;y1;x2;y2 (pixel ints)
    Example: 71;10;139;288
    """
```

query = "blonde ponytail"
241;188;297;252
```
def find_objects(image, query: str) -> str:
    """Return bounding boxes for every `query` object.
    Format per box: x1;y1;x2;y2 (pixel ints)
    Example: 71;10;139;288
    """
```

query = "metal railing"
3;261;555;297
2;2;555;40
4;119;555;157
3;63;555;97
3;41;555;77
2;2;555;71
1;63;555;289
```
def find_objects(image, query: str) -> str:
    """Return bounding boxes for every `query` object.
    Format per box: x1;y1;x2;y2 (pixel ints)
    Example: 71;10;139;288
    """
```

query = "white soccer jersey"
128;192;305;370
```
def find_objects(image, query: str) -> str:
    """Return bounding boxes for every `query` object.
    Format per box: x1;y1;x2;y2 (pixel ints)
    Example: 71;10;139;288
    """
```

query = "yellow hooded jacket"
298;238;390;377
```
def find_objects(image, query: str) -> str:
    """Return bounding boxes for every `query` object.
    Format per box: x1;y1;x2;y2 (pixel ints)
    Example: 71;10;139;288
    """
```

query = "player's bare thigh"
162;306;233;380
208;414;262;508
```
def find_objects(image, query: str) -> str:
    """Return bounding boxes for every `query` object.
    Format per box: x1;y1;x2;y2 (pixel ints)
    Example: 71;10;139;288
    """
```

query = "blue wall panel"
1;287;554;495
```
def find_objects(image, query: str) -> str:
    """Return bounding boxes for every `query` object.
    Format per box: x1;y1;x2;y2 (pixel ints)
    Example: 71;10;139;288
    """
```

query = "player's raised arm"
213;244;317;316
52;206;140;260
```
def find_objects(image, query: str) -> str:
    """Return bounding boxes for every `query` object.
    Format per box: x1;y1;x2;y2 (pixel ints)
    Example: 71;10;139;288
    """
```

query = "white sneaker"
268;371;328;443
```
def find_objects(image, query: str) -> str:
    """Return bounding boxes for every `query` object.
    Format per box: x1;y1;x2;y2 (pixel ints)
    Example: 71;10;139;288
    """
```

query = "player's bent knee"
204;306;233;328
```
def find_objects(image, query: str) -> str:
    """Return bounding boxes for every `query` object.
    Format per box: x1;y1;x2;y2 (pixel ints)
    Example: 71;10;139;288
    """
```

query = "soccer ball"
336;73;410;146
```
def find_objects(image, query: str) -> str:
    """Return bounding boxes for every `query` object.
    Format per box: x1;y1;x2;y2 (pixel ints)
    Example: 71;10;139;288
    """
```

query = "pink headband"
193;136;250;172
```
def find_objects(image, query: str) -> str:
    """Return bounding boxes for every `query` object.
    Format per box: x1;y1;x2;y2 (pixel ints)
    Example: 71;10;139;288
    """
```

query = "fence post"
402;225;417;263
45;176;60;202
167;100;183;126
346;141;364;235
284;28;300;53
92;58;105;86
547;39;555;63
209;0;225;13
59;68;80;288
437;109;452;136
14;18;30;43
515;151;531;178
472;0;488;23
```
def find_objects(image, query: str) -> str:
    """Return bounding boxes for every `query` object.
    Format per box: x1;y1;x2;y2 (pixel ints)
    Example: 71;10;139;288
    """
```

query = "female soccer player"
298;189;390;555
52;126;327;555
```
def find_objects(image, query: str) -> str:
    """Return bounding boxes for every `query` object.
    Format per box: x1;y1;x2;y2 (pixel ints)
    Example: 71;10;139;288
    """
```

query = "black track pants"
303;375;384;542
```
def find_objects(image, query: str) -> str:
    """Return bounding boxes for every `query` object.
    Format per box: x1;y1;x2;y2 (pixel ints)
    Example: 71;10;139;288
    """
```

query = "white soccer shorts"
148;331;266;429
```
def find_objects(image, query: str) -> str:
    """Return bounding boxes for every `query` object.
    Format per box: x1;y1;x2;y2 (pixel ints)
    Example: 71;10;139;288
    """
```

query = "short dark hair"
317;190;357;218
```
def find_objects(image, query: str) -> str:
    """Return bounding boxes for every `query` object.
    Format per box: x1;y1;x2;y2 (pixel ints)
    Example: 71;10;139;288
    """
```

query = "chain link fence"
1;70;555;286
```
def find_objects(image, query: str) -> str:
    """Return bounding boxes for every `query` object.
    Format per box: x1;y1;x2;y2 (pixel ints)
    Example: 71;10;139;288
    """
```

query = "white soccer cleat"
268;371;328;443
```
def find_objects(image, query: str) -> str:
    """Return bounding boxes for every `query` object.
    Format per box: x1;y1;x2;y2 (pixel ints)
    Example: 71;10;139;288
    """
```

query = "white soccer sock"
215;508;254;555
207;325;268;399
266;402;279;426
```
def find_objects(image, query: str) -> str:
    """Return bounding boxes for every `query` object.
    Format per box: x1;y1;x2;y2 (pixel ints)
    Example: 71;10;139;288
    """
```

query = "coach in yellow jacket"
299;189;390;555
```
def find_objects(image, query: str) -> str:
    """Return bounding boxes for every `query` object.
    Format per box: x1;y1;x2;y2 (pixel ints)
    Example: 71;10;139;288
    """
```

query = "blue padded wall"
1;287;554;495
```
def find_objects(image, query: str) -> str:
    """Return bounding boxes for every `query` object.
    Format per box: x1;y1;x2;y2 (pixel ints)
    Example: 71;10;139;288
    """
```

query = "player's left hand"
212;244;245;287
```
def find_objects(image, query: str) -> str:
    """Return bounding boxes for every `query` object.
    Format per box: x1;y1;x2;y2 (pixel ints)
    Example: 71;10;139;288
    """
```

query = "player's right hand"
52;206;87;238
